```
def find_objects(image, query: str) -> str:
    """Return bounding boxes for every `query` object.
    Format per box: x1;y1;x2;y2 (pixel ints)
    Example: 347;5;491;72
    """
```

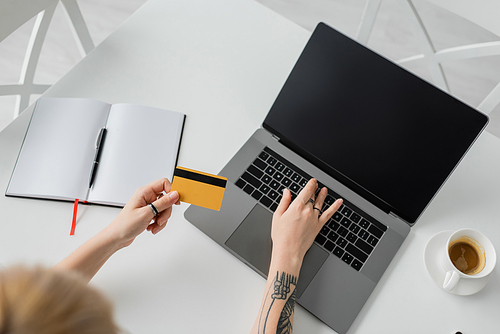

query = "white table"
1;0;499;333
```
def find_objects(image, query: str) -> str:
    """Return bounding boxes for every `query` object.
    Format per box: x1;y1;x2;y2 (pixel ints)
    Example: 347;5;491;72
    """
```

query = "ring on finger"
148;203;159;216
313;207;322;216
307;198;315;206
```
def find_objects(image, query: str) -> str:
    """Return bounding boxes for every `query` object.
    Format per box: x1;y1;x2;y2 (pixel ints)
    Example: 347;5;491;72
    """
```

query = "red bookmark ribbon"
70;199;79;235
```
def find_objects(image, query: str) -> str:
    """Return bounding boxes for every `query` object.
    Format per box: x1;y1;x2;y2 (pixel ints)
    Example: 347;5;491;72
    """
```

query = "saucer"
424;230;489;296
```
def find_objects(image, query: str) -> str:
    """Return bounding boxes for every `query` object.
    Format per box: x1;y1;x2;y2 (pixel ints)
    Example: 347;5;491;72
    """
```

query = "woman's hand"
106;178;180;249
56;178;180;281
251;179;343;334
271;178;343;264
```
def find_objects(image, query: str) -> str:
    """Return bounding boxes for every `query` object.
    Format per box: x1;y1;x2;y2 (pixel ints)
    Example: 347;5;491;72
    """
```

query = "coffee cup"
441;228;496;292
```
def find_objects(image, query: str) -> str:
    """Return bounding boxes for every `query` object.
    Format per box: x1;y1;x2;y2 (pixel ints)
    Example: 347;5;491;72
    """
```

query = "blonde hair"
0;266;119;334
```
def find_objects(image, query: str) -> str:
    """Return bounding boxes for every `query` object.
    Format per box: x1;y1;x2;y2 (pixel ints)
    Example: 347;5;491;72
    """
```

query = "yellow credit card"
171;166;227;211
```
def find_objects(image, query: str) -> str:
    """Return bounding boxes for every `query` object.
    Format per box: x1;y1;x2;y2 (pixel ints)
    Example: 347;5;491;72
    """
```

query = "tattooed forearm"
272;272;297;300
276;286;296;334
258;271;298;334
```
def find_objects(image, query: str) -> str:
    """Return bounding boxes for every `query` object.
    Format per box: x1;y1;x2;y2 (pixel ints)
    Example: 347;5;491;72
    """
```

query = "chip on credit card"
170;166;227;211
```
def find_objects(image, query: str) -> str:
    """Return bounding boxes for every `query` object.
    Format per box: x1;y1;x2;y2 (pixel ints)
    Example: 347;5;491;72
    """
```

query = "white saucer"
424;230;489;296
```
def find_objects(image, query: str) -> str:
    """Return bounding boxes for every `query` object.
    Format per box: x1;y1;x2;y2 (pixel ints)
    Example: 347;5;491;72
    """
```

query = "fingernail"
169;190;179;200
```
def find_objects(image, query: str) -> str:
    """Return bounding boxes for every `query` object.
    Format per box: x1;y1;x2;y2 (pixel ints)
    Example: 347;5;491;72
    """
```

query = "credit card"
171;166;227;211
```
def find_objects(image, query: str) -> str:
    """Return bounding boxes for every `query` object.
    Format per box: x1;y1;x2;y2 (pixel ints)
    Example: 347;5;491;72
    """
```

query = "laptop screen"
263;23;488;224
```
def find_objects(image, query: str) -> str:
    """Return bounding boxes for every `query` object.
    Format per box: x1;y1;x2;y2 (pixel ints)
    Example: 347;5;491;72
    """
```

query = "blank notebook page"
7;98;110;200
88;103;184;205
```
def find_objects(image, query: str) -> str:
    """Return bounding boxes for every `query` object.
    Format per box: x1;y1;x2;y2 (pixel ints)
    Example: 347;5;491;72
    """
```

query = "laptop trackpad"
225;204;273;277
225;204;328;298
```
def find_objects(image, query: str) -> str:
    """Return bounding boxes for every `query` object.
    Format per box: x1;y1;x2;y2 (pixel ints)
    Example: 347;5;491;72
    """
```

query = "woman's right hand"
271;178;343;263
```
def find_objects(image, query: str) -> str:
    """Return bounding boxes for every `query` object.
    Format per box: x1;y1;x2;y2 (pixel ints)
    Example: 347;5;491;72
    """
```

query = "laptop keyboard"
234;147;387;272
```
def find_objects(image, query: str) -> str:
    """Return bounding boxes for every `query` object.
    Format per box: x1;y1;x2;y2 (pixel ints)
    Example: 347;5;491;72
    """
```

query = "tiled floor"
1;0;500;138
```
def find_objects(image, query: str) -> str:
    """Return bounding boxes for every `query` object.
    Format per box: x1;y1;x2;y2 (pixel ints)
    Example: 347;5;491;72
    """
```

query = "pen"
88;127;107;189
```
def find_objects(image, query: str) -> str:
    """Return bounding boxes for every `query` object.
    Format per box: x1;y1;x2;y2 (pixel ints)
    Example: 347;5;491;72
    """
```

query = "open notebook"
6;97;185;206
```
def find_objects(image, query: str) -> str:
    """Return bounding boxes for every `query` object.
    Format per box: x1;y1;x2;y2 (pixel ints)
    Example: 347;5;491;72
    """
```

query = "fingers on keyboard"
238;148;388;272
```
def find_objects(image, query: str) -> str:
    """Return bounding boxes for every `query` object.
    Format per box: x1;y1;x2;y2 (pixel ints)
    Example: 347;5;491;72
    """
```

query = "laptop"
184;22;488;333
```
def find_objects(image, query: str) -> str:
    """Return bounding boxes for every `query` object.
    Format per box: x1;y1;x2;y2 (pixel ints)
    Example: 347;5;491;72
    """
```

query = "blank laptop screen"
263;23;488;224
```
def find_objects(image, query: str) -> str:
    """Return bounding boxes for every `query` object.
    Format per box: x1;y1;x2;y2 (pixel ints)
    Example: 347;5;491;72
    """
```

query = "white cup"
441;228;496;292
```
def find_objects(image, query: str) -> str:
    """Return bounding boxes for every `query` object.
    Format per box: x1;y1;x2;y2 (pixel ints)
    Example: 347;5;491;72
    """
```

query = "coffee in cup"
448;236;485;275
441;228;496;292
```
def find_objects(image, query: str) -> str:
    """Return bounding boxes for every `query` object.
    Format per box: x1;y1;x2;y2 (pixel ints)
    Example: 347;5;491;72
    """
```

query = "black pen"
88;127;107;189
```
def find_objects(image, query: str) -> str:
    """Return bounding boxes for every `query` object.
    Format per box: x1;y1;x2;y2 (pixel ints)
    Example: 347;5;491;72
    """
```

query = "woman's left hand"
107;178;180;248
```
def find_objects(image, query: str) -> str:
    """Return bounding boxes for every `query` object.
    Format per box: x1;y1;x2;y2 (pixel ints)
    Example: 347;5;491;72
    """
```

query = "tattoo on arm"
258;271;298;334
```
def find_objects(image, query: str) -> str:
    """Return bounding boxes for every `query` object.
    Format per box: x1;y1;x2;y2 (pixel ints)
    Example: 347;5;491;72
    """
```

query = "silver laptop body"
185;23;488;333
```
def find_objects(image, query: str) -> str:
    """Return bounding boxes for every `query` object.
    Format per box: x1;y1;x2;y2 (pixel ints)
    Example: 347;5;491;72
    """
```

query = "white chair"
356;0;500;115
0;0;94;118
